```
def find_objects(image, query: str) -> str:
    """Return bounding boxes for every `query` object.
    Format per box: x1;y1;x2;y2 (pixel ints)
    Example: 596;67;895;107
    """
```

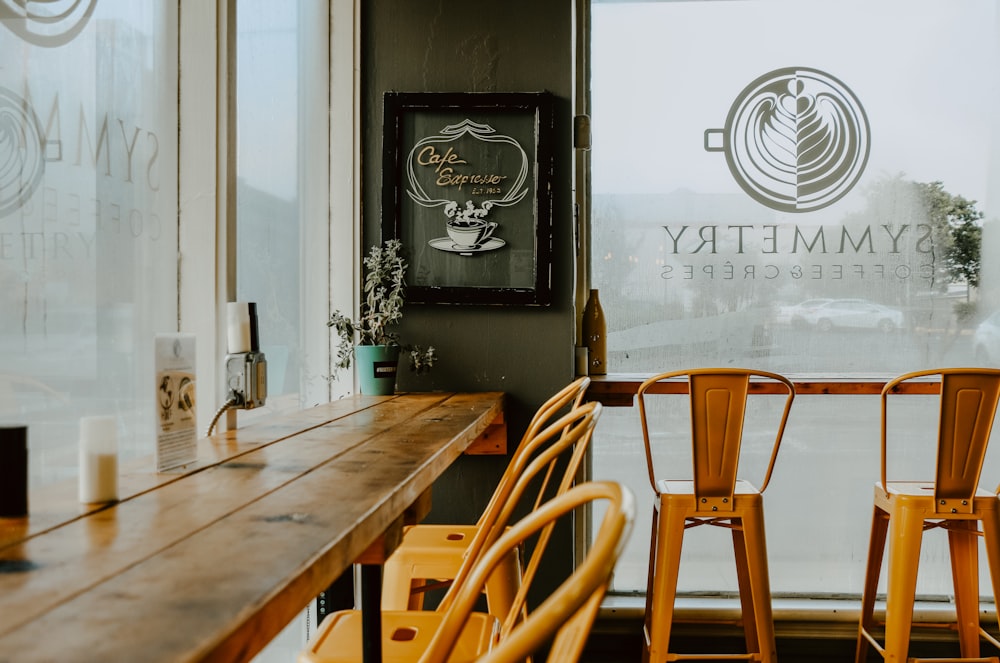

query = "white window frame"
176;0;360;656
178;0;360;435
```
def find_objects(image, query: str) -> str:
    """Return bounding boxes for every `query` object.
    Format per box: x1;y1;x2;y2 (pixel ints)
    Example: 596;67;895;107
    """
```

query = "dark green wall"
361;1;578;597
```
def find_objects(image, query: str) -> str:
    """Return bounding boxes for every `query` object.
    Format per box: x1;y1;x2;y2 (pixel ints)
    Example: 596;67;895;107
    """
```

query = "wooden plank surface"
585;373;941;406
0;395;402;550
0;391;504;663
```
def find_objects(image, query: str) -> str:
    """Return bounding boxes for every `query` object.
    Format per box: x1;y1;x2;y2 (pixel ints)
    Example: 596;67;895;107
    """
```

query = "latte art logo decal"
0;87;47;219
0;0;97;47
705;67;870;213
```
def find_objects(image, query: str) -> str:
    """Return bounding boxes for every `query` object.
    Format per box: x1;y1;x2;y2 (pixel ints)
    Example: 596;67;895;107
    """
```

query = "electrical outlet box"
225;351;267;409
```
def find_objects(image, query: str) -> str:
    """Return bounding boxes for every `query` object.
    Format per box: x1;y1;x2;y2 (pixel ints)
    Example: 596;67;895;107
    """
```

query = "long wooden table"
0;391;506;663
585;373;939;406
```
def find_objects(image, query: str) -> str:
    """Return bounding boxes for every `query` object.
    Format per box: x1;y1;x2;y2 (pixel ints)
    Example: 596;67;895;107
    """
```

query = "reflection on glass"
590;0;1000;598
235;0;326;419
0;2;178;488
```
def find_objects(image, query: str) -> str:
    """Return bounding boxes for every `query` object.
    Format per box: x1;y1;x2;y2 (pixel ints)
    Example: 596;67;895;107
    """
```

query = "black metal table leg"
360;564;382;663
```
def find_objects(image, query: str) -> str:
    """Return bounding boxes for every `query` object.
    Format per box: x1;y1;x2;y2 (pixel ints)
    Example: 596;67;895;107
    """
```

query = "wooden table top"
585;373;940;406
0;391;505;663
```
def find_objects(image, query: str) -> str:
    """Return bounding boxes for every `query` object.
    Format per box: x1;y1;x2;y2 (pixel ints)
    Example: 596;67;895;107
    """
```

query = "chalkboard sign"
382;91;554;306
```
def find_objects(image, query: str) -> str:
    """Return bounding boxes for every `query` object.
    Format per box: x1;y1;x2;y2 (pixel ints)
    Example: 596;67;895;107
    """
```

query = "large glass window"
590;0;1000;599
234;3;332;657
0;1;178;487
1;1;344;658
235;0;330;419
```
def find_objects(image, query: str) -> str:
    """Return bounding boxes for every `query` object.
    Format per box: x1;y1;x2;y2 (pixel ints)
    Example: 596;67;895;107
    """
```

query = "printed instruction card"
155;333;197;472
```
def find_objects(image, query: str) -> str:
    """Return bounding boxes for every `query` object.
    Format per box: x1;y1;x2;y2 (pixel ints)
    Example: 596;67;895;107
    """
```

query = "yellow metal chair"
381;377;592;614
299;479;633;663
298;401;602;663
855;368;1000;663
637;368;795;663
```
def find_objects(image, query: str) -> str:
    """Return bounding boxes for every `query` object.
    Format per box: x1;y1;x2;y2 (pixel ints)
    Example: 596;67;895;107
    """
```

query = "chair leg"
732;523;760;655
736;505;776;663
883;505;924;663
381;557;426;610
642;508;658;663
485;549;521;629
948;519;981;658
644;499;687;663
856;505;890;663
980;507;1000;638
407;579;426;610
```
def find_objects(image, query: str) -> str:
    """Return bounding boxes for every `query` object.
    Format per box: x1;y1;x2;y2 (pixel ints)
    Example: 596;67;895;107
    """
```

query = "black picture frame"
382;91;554;306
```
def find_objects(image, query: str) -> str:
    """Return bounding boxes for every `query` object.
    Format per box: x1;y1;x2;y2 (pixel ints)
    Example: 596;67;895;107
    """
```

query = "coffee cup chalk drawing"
382;91;553;306
406;119;529;257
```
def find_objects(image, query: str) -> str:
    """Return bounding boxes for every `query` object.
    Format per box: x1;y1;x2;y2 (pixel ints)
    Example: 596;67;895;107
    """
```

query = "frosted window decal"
0;1;178;488
0;0;99;47
590;0;1000;598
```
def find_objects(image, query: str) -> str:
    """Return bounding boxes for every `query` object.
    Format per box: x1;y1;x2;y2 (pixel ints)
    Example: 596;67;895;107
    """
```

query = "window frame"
178;0;360;435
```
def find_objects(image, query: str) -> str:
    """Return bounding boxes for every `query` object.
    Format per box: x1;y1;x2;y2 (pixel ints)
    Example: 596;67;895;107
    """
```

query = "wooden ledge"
465;412;507;455
585;374;941;407
0;391;506;663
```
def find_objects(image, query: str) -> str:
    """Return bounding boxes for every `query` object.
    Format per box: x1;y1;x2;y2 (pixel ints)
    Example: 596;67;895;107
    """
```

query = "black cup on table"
0;425;28;518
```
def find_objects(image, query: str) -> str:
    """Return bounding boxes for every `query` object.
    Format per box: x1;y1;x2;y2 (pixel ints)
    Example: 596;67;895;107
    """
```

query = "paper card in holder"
155;333;197;472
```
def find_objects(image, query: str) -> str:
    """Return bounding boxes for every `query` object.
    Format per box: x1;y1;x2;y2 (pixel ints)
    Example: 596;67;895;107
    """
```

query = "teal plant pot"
355;345;400;395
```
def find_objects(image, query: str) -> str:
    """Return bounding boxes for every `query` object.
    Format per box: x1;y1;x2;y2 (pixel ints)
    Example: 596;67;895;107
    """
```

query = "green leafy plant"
328;239;436;375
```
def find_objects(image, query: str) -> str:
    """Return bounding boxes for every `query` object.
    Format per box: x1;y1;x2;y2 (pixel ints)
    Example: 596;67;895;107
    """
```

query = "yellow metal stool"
637;368;795;663
299;480;634;663
855;368;1000;663
381;377;591;614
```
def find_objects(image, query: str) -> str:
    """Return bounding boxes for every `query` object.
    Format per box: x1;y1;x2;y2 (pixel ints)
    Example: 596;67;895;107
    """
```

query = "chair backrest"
881;368;1000;512
419;481;635;663
636;368;795;510
438;400;603;618
474;377;591;528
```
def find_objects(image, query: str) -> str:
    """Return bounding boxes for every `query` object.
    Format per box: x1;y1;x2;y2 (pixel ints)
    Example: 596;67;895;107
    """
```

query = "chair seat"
299;609;499;663
391;524;481;576
655;479;762;498
399;524;479;548
382;524;520;612
876;481;1000;514
655;480;764;522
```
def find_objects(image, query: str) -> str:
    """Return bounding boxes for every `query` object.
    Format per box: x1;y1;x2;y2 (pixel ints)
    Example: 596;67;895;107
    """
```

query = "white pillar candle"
79;416;118;504
227;302;252;354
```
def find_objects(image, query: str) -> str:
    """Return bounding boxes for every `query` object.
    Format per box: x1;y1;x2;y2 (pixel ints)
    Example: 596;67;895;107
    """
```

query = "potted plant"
328;239;436;394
